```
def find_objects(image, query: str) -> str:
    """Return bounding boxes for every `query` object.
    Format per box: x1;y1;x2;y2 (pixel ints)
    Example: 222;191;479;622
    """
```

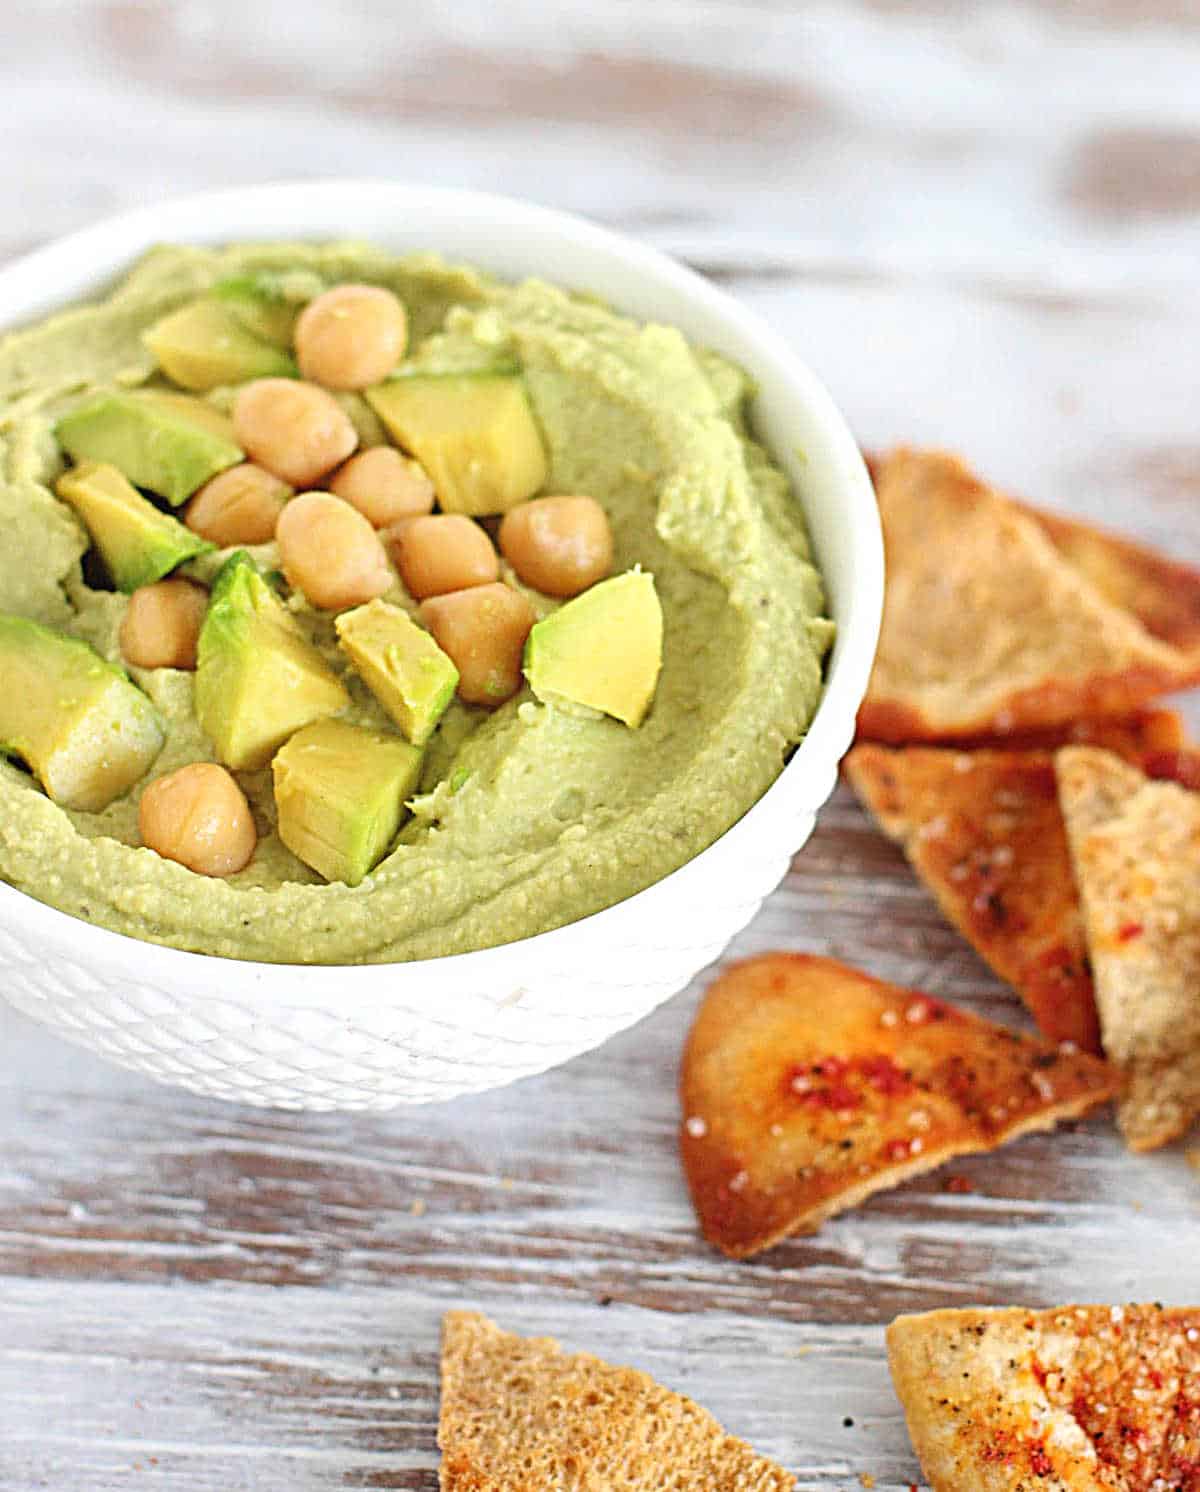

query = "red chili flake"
1149;1368;1164;1389
1030;1358;1048;1388
859;1053;913;1096
944;1175;974;1194
1029;1444;1053;1477
1117;922;1144;943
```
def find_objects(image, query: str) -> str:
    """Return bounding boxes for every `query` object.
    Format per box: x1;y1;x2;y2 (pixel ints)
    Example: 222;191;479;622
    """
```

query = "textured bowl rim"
0;180;882;1003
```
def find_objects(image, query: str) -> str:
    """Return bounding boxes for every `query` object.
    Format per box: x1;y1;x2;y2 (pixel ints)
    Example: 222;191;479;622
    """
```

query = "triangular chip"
858;449;1200;743
1057;747;1200;1150
1024;503;1200;660
679;954;1116;1257
887;1304;1200;1492
846;743;1102;1052
437;1310;795;1490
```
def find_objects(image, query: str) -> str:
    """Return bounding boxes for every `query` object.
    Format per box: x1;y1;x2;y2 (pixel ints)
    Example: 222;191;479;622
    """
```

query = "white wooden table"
3;3;1199;1486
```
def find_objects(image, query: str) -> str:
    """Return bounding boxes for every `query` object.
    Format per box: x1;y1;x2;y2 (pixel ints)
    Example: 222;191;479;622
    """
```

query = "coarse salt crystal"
906;1000;931;1024
992;846;1015;868
685;1116;708;1139
729;1169;749;1193
908;1110;930;1131
910;1137;924;1155
1032;1073;1055;1101
1111;1306;1125;1323
1186;1328;1199;1343
949;863;971;882
769;1122;783;1137
954;755;974;774
880;1009;899;1028
792;1074;813;1094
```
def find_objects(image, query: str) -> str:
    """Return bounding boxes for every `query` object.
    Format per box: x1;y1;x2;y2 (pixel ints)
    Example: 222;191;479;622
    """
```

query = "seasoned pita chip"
953;707;1185;757
858;449;1200;743
438;1310;795;1491
1057;747;1200;1150
1025;503;1200;660
679;954;1116;1257
846;744;1102;1052
888;1304;1200;1492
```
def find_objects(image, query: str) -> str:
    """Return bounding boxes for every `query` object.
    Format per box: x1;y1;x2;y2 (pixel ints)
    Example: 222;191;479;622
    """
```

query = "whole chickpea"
419;582;535;707
233;379;358;488
276;491;393;611
293;284;408;391
498;496;613;597
185;463;291;546
119;578;209;670
139;762;256;877
329;446;435;527
390;514;499;600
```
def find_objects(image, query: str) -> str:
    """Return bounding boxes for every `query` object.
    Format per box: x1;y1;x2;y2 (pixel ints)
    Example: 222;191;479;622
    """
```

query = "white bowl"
0;182;882;1109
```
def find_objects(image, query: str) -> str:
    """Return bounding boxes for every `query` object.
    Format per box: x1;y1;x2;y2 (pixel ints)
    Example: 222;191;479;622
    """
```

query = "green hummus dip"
0;241;833;963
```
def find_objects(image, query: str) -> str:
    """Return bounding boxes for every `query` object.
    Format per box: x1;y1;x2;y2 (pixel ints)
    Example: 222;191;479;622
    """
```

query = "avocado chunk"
143;298;298;391
195;552;350;771
56;390;243;506
212;270;326;348
0;613;164;811
365;371;547;516
55;460;214;592
272;717;423;885
524;570;663;728
334;599;458;747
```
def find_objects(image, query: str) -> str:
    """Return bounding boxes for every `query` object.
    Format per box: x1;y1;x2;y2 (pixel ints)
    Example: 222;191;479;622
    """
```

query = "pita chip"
887;1304;1200;1492
1025;502;1200;661
679;954;1116;1257
437;1310;795;1491
858;449;1200;743
1057;746;1200;1150
846;743;1102;1052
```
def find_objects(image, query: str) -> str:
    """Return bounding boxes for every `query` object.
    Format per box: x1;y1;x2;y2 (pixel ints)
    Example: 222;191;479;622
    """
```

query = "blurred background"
6;0;1200;554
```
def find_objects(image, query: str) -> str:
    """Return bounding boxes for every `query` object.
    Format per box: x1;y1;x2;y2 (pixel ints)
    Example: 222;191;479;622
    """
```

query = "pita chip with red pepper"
887;1303;1200;1492
679;954;1117;1257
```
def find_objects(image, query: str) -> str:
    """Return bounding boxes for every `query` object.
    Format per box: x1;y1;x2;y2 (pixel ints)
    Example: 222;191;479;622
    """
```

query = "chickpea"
233;378;358;488
498;495;613;598
420;582;535;707
293;284;408;391
119;578;209;670
276;491;393;611
184;462;291;546
328;446;435;527
390;514;499;600
138;762;256;877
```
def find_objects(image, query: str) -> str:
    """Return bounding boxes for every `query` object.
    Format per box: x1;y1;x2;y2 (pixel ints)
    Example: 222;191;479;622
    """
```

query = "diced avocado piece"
195;552;350;771
55;390;243;506
365;372;547;516
272;717;423;885
55;460;214;592
0;612;164;811
143;298;297;391
524;571;663;728
334;599;458;747
212;270;326;348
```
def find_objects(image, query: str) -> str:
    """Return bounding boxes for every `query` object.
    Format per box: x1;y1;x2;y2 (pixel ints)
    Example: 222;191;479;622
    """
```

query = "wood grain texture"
3;1;1200;1487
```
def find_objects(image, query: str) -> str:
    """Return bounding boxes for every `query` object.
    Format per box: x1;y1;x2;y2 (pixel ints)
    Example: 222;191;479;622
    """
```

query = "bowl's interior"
0;182;882;997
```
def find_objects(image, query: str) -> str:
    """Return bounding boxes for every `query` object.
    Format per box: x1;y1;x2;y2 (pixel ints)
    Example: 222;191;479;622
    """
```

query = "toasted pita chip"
953;707;1185;757
1025;503;1200;660
858;449;1200;743
845;744;1102;1052
679;954;1116;1257
438;1311;795;1490
887;1304;1200;1492
1057;747;1200;1150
